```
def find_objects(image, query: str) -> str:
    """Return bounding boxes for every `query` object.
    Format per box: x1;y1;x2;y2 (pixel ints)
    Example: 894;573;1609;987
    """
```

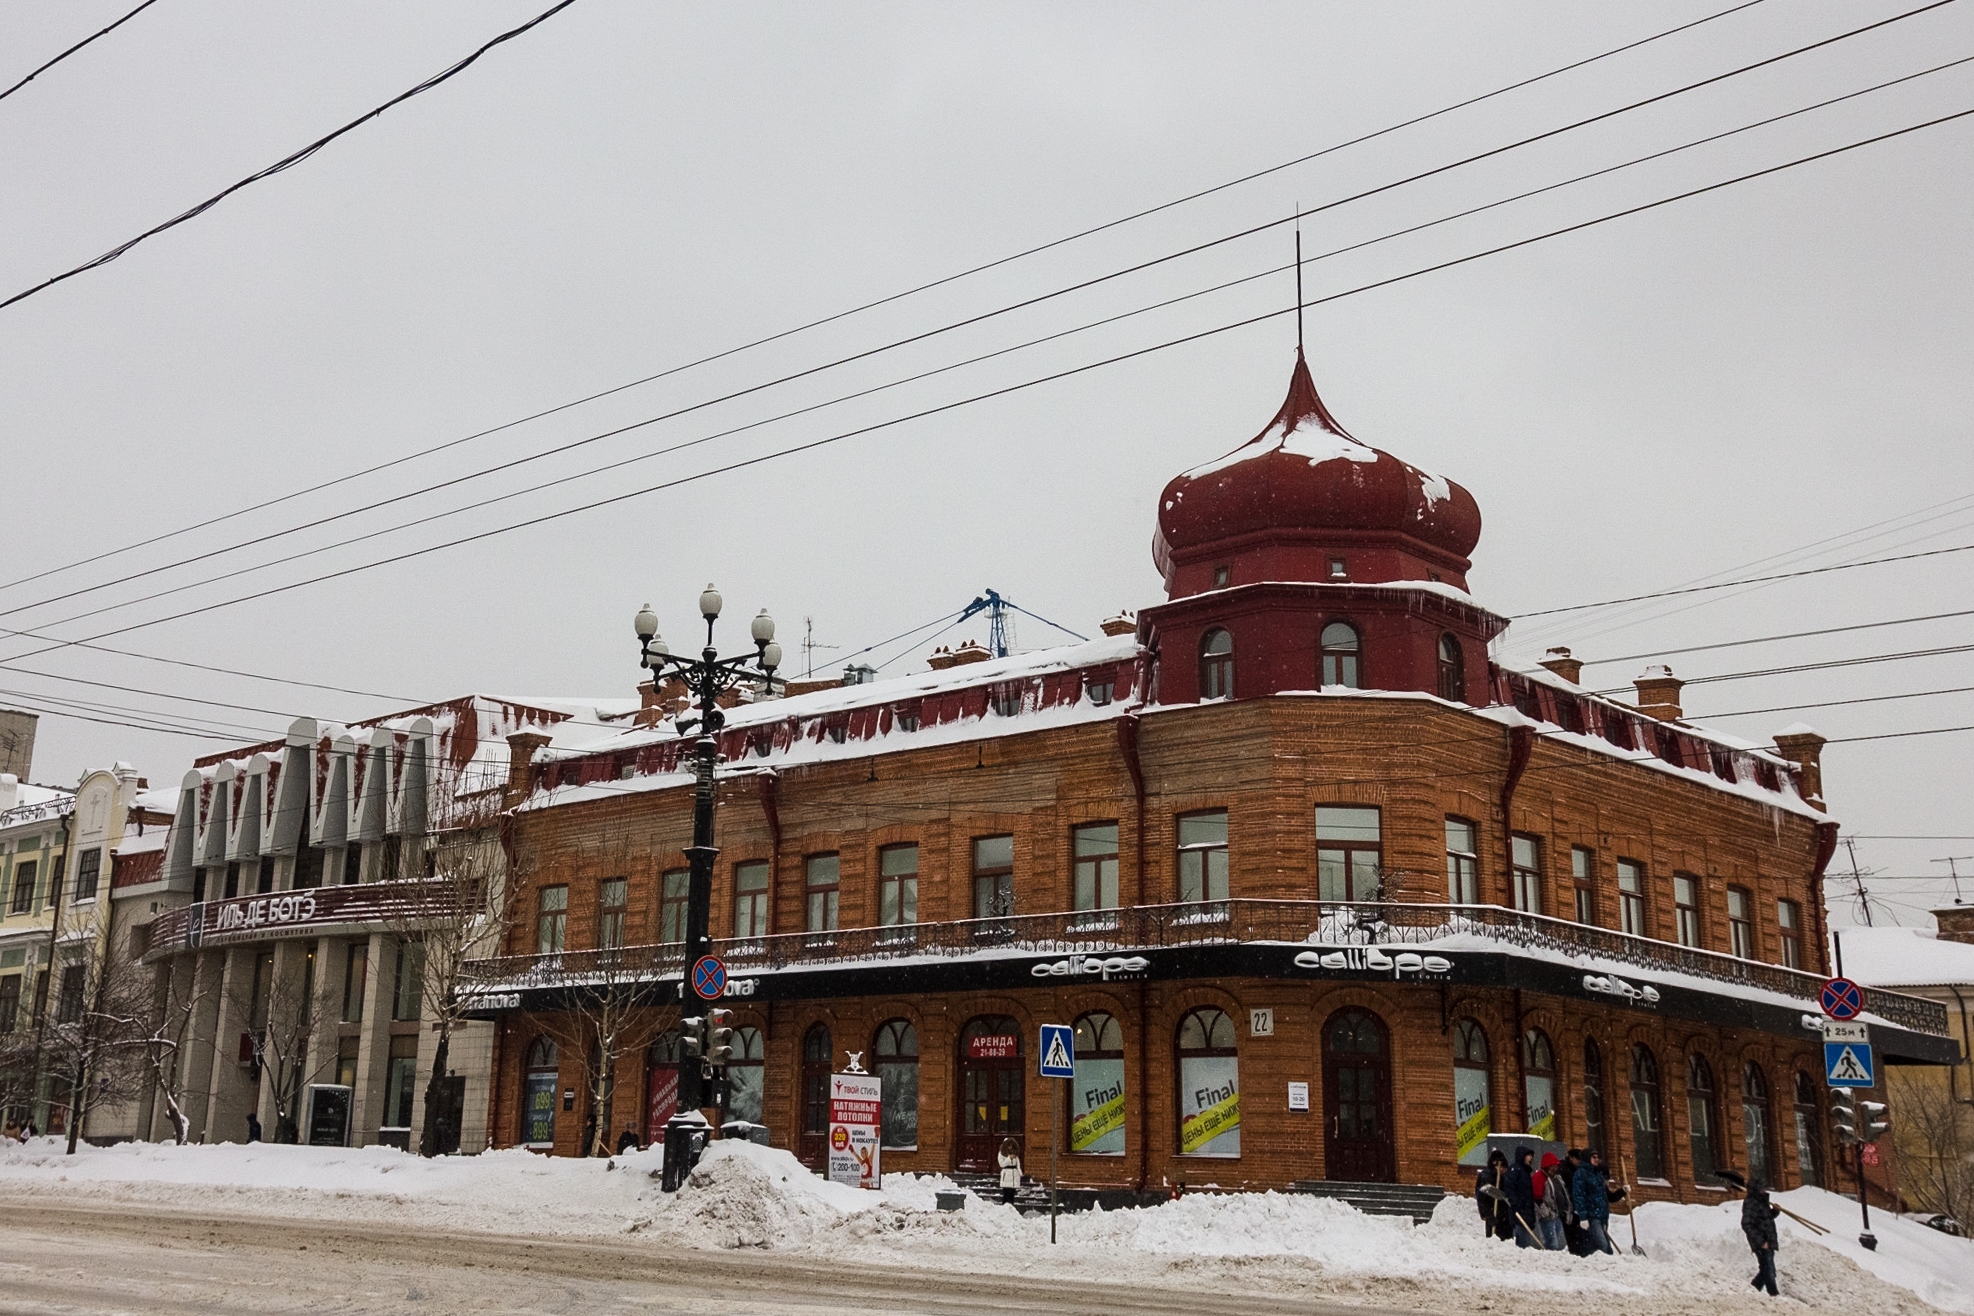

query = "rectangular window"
1072;823;1120;911
1510;834;1542;915
0;974;18;1035
57;963;85;1024
598;878;627;950
1445;818;1479;904
805;854;840;932
1177;810;1229;903
1085;679;1114;707
1778;899;1801;969
384;1035;420;1128
1315;806;1381;902
537;885;568;954
659;869;689;944
74;849;102;902
1618;859;1646;936
1572;846;1596;924
293;847;325;890
392;941;423;1022
10;861;36;914
878;845;918;926
972;835;1014;918
1727;887;1754;959
341;943;368;1024
342;845;362;885
734;860;770;939
1673;873;1700;947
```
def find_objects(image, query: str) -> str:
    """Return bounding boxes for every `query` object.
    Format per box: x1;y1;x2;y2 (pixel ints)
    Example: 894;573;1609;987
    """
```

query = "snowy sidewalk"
3;1137;1967;1316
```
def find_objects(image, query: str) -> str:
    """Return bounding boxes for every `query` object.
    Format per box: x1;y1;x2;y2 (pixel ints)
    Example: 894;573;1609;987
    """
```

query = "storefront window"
524;1037;558;1147
1631;1045;1665;1180
1522;1029;1556;1141
1453;1018;1491;1166
728;1026;765;1126
1070;1011;1126;1155
1176;1007;1238;1156
384;1035;419;1130
1793;1071;1822;1187
1687;1053;1719;1186
1743;1063;1772;1187
874;1019;918;1149
1583;1037;1606;1153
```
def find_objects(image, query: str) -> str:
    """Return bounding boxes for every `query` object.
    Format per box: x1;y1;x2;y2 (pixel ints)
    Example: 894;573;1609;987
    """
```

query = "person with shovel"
1474;1148;1514;1241
1503;1146;1541;1248
1742;1175;1781;1295
1572;1149;1617;1254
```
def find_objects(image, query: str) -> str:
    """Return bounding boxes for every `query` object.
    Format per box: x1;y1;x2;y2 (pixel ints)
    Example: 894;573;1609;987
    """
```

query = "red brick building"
477;353;1955;1203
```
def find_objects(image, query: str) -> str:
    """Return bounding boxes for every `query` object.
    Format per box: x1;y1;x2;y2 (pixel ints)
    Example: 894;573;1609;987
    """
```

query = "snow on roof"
0;782;75;828
1834;925;1974;988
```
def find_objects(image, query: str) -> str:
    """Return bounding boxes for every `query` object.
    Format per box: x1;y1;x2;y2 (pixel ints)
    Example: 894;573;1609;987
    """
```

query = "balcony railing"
465;899;1949;1037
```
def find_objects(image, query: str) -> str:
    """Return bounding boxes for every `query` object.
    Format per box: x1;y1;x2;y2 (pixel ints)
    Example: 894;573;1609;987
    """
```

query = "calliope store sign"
827;1072;882;1190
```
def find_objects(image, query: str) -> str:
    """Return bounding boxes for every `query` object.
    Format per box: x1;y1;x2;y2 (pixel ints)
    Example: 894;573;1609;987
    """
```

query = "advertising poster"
1525;1075;1556;1142
1178;1056;1239;1155
1455;1067;1491;1165
827;1072;883;1189
646;1063;679;1144
524;1072;557;1147
1069;1057;1125;1154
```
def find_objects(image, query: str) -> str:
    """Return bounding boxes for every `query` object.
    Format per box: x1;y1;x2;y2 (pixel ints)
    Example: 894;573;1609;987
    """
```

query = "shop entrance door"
957;1015;1023;1173
798;1023;832;1171
1323;1007;1396;1182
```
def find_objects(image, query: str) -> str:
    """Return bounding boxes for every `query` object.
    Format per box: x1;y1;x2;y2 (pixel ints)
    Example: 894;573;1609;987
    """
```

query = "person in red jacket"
1532;1152;1570;1250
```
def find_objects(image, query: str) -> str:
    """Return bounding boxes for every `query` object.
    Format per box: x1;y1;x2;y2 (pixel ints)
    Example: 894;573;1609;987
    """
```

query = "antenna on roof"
1294;205;1305;355
1932;855;1972;904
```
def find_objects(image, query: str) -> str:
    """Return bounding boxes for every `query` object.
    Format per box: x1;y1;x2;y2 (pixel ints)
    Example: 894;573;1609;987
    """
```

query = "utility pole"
1842;838;1875;927
1932;856;1972;905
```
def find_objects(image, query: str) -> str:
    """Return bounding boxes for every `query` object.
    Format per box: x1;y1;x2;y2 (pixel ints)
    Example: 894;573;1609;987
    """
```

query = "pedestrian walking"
1572;1149;1617;1255
1503;1146;1541;1248
245;1112;262;1143
1559;1149;1588;1254
1742;1175;1781;1296
1475;1148;1513;1240
997;1137;1023;1204
1534;1152;1570;1250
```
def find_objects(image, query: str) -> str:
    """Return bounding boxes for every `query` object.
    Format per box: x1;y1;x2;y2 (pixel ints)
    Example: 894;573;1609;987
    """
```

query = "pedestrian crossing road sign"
1038;1023;1075;1078
1825;1041;1875;1088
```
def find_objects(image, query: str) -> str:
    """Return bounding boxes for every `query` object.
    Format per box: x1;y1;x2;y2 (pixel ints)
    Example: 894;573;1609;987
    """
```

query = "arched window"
1522;1029;1557;1141
1792;1071;1823;1187
523;1037;558;1148
801;1024;832;1137
1742;1062;1772;1187
1176;1007;1239;1156
1071;1012;1126;1155
1320;622;1361;688
1583;1037;1607;1154
728;1026;765;1125
1631;1045;1665;1180
1687;1053;1720;1185
874;1020;919;1149
1199;629;1234;700
1453;1019;1491;1166
1437;634;1464;702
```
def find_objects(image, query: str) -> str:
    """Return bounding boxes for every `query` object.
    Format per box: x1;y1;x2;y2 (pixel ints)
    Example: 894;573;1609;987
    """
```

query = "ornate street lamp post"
635;586;780;1190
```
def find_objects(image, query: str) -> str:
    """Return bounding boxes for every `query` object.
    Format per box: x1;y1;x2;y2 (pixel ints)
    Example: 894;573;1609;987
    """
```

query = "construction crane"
957;590;1087;658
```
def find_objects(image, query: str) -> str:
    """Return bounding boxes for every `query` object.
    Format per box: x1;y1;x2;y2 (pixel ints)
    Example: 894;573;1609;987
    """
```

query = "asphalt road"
0;1203;1442;1316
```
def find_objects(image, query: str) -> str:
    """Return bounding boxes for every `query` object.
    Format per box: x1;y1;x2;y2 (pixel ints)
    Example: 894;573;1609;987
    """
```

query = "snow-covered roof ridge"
1500;655;1796;764
1834;924;1974;988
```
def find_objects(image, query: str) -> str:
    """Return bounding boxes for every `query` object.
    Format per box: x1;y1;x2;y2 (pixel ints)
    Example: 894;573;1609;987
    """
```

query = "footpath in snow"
3;1136;1968;1316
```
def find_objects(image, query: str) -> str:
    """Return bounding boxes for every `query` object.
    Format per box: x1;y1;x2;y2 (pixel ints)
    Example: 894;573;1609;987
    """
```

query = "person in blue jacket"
1572;1148;1617;1254
1503;1146;1541;1248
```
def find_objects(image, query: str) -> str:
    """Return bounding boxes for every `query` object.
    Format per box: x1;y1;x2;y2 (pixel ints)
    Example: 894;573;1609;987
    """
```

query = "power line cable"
1699;683;1974;719
1515;541;1974;619
0;0;1775;598
1580;606;1974;667
8;99;1972;669
3;3;1951;626
0;0;164;103
1590;642;1974;693
0;0;580;312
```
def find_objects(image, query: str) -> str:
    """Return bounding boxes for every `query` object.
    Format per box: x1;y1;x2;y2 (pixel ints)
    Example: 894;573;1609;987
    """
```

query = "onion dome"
1153;351;1482;594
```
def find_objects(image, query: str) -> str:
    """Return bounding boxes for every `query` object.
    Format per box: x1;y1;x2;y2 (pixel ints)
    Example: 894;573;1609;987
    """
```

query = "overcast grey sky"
3;1;1970;927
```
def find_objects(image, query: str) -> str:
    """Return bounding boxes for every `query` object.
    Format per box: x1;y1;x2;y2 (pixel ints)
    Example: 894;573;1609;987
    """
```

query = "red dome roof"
1154;352;1481;584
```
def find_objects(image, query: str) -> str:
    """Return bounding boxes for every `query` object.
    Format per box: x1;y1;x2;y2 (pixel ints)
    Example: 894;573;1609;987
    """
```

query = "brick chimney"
1770;723;1827;812
504;731;552;808
1538;646;1582;684
1100;611;1136;638
949;640;992;666
926;645;960;671
1933;904;1974;944
1632;665;1684;721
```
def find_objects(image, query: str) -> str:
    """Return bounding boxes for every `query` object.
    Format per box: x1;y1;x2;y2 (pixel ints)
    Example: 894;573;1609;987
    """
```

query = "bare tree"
228;946;332;1144
123;962;209;1145
532;954;677;1158
32;910;154;1154
1888;1066;1974;1224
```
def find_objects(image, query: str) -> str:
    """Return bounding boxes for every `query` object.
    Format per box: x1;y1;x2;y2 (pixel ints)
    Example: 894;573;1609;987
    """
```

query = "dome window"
1437;634;1464;702
1320;622;1361;689
1328;558;1347;579
1199;628;1234;700
1213;565;1230;588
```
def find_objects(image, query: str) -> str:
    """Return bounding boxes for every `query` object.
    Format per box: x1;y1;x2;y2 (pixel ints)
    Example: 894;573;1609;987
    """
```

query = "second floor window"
806;853;840;932
1445;818;1479;904
659;869;689;943
1072;823;1120;911
972;835;1013;918
1727;886;1754;959
879;844;918;926
1199;629;1233;700
537;885;567;954
1510;835;1541;915
1177;810;1228;903
1673;873;1701;948
74;849;102;902
1437;634;1464;702
1320;622;1361;688
1315;806;1381;902
597;878;627;950
10;861;36;914
734;861;770;939
1618;860;1645;936
1572;846;1596;924
1778;899;1802;968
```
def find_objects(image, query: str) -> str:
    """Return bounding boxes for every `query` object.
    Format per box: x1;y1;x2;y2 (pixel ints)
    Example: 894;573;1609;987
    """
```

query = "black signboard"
307;1084;352;1147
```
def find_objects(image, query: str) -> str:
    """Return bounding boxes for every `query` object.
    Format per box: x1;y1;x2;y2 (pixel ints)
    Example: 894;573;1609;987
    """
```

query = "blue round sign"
691;955;727;1001
1820;977;1863;1020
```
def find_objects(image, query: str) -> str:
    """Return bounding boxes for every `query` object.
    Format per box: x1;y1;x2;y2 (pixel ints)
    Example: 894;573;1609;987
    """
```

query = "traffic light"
1830;1089;1858;1144
679;1016;707;1061
1859;1100;1891;1143
707;1009;734;1067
